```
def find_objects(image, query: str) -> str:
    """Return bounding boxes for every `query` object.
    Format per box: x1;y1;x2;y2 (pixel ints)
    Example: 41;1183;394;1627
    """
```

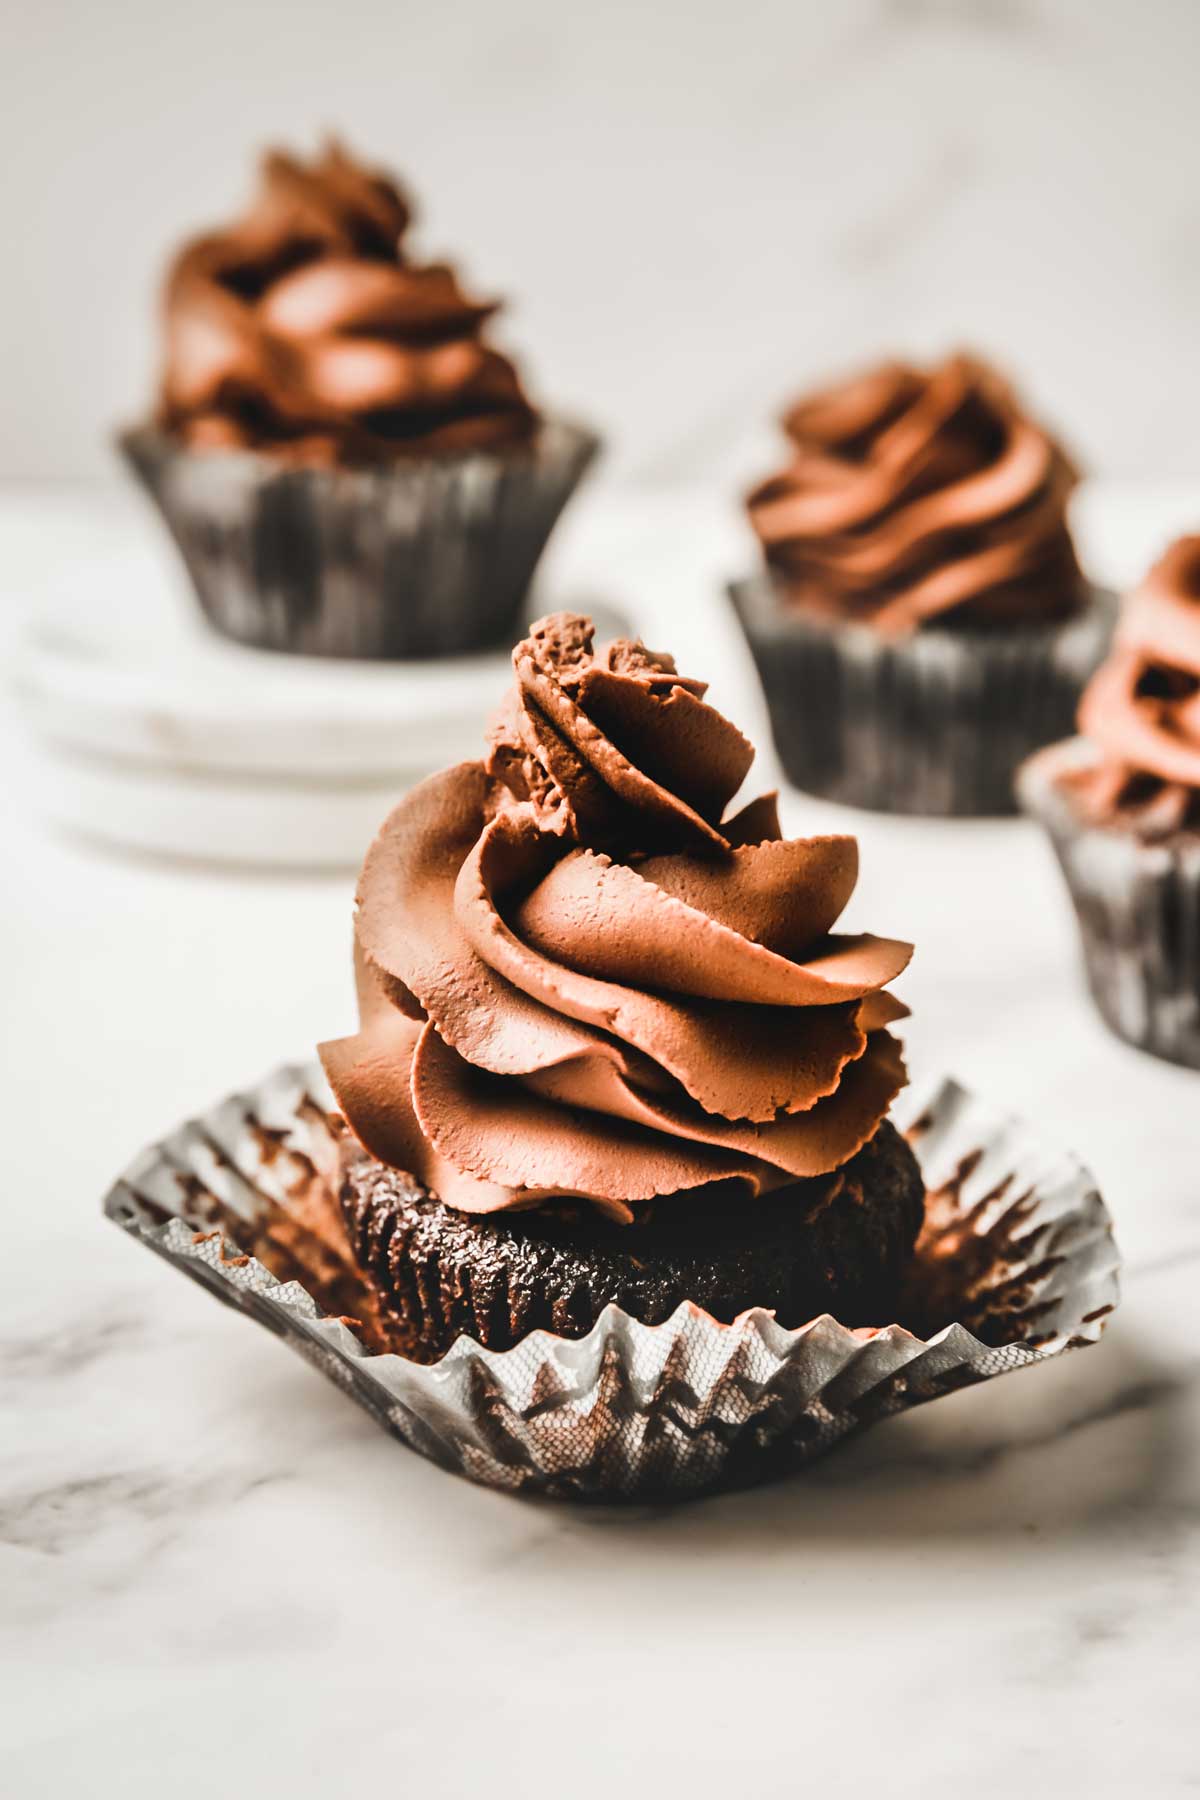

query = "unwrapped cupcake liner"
118;418;600;660
1019;737;1200;1069
103;1058;1119;1504
728;574;1116;816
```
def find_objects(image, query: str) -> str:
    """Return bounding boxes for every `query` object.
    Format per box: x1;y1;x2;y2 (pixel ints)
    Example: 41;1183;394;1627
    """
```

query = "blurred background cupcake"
119;139;600;659
728;353;1113;816
1020;535;1200;1068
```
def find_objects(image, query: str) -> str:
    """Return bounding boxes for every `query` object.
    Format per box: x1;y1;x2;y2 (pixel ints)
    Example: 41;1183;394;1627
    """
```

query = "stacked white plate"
7;496;593;868
8;488;641;869
16;629;519;870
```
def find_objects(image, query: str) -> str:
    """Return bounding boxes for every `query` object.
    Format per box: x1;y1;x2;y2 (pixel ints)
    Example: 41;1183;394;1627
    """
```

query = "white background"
6;0;1200;489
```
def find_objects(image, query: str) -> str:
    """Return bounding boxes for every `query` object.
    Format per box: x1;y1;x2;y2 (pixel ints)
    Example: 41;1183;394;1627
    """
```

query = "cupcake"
1019;536;1200;1068
319;611;924;1362
729;353;1114;815
120;140;599;659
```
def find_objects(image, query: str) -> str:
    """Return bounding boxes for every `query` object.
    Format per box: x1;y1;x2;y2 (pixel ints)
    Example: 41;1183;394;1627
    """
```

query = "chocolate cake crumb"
339;1122;925;1362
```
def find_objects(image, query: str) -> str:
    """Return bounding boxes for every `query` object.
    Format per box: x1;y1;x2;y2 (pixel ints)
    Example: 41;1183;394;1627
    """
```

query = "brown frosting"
156;140;538;462
320;613;913;1223
1071;536;1200;834
747;353;1086;634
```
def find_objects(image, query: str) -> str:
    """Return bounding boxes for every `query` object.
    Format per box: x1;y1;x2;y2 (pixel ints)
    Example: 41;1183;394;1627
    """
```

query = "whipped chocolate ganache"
322;614;912;1224
157;139;537;461
748;353;1086;634
1075;535;1200;833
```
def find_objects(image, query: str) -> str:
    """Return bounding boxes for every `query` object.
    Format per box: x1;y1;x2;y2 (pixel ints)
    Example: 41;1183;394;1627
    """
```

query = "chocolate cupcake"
120;140;599;659
730;353;1114;815
320;611;924;1362
1019;536;1200;1068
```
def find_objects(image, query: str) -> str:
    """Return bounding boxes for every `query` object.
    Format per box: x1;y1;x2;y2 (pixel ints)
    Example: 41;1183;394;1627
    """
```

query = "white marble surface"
6;1;1200;488
3;483;1200;1797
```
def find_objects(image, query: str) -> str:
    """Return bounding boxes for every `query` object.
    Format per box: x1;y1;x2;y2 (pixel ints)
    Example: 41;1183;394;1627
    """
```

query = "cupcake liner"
1019;738;1200;1068
728;574;1116;816
103;1058;1119;1505
118;418;600;660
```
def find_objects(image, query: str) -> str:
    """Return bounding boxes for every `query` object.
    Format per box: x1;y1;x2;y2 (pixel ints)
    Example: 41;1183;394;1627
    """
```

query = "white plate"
14;594;515;779
21;735;416;869
11;575;513;866
8;507;631;865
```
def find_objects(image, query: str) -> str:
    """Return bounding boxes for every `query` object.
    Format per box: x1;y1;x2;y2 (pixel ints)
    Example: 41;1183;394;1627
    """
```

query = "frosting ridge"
321;614;912;1221
156;140;537;462
1075;535;1200;832
747;353;1085;634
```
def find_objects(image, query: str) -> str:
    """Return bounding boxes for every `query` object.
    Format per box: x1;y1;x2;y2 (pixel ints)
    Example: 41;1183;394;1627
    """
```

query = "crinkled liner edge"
102;1057;1121;1476
116;414;602;486
728;575;1116;661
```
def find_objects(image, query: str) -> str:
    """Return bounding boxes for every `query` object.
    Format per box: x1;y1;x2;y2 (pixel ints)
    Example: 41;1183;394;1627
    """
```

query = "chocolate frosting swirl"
320;614;912;1222
1074;536;1200;833
747;353;1085;633
156;140;537;462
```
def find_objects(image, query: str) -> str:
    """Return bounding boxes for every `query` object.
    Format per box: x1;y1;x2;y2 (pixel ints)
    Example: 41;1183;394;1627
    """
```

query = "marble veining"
0;1307;155;1384
1;1468;282;1559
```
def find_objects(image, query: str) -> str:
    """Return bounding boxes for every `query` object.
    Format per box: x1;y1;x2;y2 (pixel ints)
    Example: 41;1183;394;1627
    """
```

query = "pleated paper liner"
119;417;600;660
103;1059;1119;1504
1019;737;1200;1069
727;575;1116;817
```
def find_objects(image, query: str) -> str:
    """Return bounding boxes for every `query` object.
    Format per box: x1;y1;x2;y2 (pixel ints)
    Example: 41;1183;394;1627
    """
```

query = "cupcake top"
321;613;913;1224
747;353;1086;634
1073;535;1200;834
155;140;538;463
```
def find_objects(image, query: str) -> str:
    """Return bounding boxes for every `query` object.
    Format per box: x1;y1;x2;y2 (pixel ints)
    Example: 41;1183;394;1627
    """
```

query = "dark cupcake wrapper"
1018;738;1200;1070
727;573;1116;816
118;417;601;660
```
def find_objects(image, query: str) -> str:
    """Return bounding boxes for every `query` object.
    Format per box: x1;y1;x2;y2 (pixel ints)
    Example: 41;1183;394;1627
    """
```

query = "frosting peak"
156;139;537;462
484;612;758;853
321;614;912;1222
747;353;1085;634
1076;535;1200;832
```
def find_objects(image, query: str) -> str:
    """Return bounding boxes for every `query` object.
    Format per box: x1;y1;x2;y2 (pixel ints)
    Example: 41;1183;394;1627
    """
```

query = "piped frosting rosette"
747;353;1084;634
1076;536;1200;833
321;614;912;1223
159;140;536;460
